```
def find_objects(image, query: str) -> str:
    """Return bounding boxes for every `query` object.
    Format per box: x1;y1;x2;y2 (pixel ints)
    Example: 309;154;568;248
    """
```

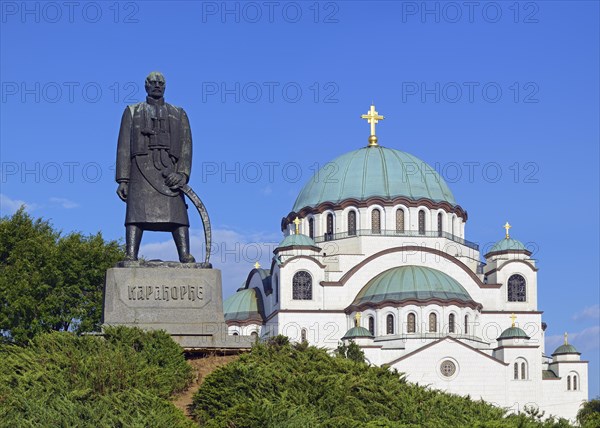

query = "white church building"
223;105;588;421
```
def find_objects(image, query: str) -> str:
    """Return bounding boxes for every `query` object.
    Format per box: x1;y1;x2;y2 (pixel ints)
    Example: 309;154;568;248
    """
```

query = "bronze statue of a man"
116;72;195;263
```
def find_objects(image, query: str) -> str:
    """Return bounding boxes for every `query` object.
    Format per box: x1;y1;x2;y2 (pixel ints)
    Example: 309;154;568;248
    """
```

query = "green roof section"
223;288;262;322
278;233;318;248
292;146;456;212
352;266;474;306
552;344;580;355
488;238;527;254
342;326;374;340
498;326;530;340
542;370;560;380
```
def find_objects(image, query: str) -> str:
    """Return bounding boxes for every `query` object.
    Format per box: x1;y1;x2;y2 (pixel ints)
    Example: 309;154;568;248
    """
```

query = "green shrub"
0;327;194;427
191;341;573;428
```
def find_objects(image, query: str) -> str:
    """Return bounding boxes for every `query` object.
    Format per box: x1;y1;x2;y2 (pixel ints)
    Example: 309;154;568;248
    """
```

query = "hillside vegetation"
0;327;194;427
191;337;575;428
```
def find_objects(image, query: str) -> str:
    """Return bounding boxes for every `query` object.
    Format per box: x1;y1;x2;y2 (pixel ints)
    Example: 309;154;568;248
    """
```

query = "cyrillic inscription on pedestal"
103;267;223;334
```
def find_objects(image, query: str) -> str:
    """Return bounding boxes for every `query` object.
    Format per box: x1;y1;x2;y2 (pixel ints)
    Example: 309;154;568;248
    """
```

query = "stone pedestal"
103;265;253;350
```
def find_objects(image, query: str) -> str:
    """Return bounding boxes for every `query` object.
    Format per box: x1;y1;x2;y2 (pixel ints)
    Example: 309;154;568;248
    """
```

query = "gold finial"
293;217;301;235
254;261;261;269
361;104;384;147
504;222;512;239
564;332;568;345
510;313;517;328
354;312;361;327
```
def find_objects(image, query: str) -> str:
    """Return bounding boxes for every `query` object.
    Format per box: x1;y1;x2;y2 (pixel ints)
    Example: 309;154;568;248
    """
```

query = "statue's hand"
165;172;185;189
117;182;128;201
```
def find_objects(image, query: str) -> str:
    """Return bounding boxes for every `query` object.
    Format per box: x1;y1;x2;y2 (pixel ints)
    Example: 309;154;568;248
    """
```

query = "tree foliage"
577;397;600;428
0;326;194;427
0;207;124;343
335;340;366;363
192;340;574;428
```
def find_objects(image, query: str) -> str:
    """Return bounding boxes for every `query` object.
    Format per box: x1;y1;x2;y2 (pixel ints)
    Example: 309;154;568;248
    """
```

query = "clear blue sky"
1;1;598;398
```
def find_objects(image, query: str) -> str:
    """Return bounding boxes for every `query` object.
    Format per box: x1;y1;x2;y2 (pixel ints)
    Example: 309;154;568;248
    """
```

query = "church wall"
279;258;326;311
390;339;509;405
494;261;538;311
274;311;347;349
540;363;588;422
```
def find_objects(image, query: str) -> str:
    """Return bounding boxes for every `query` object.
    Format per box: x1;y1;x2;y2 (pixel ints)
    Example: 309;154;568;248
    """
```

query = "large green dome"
352;266;475;307
292;146;456;212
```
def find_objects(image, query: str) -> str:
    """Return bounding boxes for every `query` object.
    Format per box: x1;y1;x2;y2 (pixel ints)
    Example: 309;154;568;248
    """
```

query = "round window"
440;360;456;377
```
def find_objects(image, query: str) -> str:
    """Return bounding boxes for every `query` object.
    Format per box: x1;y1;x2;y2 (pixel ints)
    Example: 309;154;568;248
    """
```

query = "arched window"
514;363;519;380
407;313;416;333
368;316;375;336
292;271;312;300
507;274;526;302
464;315;469;335
251;331;258;341
232;332;239;336
521;362;527;380
448;314;455;333
274;275;279;303
348;211;357;236
386;314;394;334
567;375;571;390
418;210;425;235
451;216;455;236
308;217;314;239
573;375;578;390
326;213;334;241
301;329;307;342
437;212;443;237
371;209;381;234
396;209;405;234
429;313;437;332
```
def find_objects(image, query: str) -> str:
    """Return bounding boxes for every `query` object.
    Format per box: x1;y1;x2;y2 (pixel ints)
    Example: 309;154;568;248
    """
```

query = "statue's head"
145;71;166;99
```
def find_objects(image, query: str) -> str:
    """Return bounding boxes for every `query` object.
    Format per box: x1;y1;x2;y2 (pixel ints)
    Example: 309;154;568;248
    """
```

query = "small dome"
278;233;317;248
352;266;475;307
552;344;580;355
342;326;374;340
292;146;456;212
498;326;530;340
223;288;263;323
487;238;528;254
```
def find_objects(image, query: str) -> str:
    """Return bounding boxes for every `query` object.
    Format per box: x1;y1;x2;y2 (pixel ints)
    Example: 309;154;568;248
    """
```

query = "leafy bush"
191;341;573;428
0;327;194;427
577;397;600;427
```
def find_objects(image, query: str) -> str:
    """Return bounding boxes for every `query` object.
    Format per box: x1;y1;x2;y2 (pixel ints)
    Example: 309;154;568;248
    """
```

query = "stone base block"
102;267;252;349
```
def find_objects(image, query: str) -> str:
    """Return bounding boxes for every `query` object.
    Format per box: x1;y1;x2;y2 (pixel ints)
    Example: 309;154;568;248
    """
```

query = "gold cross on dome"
564;332;568;345
361;104;384;147
510;313;517;327
254;261;261;269
293;217;301;235
504;222;512;239
354;312;362;327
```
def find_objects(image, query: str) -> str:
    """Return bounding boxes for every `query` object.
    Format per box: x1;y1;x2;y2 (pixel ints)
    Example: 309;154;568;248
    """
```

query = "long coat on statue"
116;97;192;230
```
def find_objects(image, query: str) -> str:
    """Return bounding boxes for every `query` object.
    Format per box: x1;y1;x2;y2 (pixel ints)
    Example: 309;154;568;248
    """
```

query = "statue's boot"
125;225;143;261
173;226;195;263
